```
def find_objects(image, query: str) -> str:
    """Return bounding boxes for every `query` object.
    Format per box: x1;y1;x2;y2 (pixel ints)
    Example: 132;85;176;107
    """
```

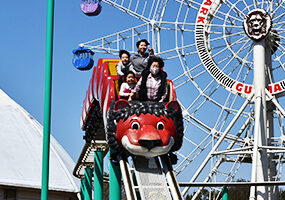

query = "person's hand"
128;92;134;101
131;89;136;94
148;47;154;55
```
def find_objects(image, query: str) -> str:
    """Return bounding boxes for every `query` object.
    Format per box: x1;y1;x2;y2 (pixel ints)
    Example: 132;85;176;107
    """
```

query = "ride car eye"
131;122;140;130
157;122;164;130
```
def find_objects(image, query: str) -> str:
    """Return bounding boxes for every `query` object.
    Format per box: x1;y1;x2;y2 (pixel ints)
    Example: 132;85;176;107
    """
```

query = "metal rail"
119;155;183;200
179;181;285;187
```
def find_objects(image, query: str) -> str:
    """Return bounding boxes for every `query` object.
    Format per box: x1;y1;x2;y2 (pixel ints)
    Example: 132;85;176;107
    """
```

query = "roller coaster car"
81;59;184;157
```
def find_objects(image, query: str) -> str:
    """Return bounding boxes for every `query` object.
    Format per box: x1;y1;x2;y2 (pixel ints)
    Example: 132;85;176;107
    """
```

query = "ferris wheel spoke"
179;102;212;134
173;62;203;82
191;69;208;79
214;95;235;130
158;42;196;57
181;4;191;26
273;55;285;70
273;20;285;27
207;23;243;29
213;38;252;76
275;46;285;71
150;0;162;20
223;0;247;18
183;135;202;149
190;82;236;115
214;9;244;23
174;0;201;10
211;13;242;25
273;7;285;23
270;0;282;13
191;108;251;196
215;91;243;129
209;30;245;42
240;0;251;13
267;66;275;84
209;38;252;76
234;59;252;83
274;29;285;35
181;75;235;115
271;1;285;19
160;21;196;26
175;0;184;22
277;112;285;135
210;35;249;58
175;132;213;174
261;0;266;9
175;78;192;89
183;79;216;113
176;120;212;150
230;45;254;81
102;0;151;22
253;0;259;9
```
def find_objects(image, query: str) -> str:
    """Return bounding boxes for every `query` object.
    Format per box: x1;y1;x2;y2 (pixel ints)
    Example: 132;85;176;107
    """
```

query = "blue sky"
0;1;137;162
2;1;285;189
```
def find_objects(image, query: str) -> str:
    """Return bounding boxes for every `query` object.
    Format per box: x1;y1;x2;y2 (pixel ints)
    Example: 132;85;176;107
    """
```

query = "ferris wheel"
79;0;285;199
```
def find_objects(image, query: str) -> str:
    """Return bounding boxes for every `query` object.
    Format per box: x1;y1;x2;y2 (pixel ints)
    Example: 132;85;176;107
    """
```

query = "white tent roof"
0;89;80;193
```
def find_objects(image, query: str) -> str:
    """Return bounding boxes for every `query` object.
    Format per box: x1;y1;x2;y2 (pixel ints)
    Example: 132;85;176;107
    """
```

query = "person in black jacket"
130;56;168;102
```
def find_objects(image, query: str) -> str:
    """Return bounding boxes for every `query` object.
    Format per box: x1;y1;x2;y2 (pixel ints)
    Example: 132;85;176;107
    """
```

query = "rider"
130;56;168;102
116;50;135;76
130;39;154;76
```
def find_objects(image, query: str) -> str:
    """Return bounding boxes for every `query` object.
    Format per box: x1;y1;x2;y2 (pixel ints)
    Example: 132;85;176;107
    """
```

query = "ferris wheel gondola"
81;0;102;16
72;47;95;70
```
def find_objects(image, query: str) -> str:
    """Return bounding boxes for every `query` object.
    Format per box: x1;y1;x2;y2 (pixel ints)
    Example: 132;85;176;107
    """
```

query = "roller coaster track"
120;155;183;200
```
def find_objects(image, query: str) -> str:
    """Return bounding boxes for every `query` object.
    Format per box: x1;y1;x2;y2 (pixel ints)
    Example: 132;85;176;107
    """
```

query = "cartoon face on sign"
243;9;271;40
106;100;184;157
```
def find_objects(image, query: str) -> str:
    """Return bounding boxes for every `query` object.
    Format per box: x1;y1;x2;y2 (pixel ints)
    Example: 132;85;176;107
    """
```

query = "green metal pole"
109;149;121;200
94;151;104;200
81;179;85;200
41;0;54;199
222;187;228;200
84;168;93;200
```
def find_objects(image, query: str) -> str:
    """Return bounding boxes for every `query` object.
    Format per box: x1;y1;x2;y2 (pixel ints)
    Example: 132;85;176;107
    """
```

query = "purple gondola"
81;0;102;16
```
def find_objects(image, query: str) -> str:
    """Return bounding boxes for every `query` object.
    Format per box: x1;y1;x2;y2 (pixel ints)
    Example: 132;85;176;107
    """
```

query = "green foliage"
280;189;285;200
185;179;251;200
185;188;219;200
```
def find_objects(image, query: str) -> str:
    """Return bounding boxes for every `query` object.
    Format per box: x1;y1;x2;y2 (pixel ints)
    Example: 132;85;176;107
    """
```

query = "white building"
0;89;80;200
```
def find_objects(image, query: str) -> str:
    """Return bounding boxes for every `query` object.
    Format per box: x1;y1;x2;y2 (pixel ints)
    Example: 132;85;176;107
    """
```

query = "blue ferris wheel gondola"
81;0;102;16
72;47;95;71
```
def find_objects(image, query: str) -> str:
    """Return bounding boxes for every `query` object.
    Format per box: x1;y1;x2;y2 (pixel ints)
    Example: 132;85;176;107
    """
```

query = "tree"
186;188;218;200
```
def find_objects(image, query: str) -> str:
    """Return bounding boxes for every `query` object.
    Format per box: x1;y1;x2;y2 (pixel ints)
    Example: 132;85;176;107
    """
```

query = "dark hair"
136;39;150;48
124;71;135;80
119;50;131;58
118;71;136;89
147;55;164;69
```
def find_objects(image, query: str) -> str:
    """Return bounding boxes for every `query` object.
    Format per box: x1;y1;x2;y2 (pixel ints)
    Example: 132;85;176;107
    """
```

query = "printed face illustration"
243;9;271;41
248;13;265;36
